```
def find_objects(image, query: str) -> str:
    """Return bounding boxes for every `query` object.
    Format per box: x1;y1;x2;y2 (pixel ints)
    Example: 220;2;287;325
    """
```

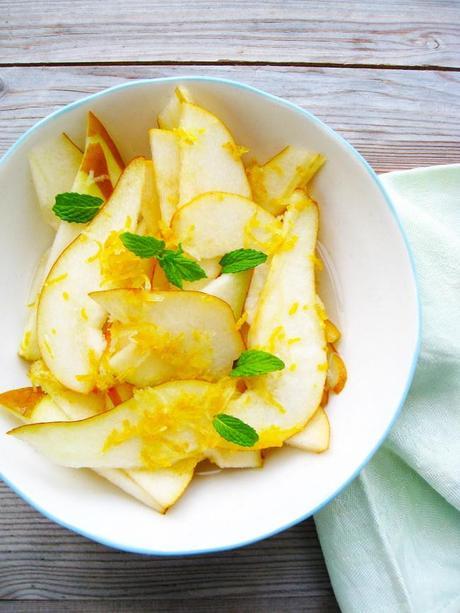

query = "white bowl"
0;77;420;555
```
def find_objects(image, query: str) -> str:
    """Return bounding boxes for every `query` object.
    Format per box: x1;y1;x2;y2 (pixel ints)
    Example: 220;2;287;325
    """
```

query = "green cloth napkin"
315;165;460;613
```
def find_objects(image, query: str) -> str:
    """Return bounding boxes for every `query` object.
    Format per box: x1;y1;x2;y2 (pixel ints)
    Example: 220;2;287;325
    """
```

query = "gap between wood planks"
1;60;459;72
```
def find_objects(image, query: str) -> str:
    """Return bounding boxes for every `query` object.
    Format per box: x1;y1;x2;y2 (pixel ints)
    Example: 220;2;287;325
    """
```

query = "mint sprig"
212;414;259;447
120;233;207;289
53;192;104;223
231;349;285;377
219;249;267;274
120;232;165;258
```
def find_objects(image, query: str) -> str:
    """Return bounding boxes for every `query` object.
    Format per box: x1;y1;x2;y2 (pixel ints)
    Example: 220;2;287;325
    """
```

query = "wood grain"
0;483;336;608
1;0;459;68
1;65;459;172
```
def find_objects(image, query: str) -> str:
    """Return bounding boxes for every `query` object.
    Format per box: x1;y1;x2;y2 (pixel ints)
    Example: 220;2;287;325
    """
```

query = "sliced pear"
37;158;149;393
91;289;244;387
43;114;125;277
157;86;193;130
171;192;282;260
9;380;237;469
287;408;330;453
325;320;341;344
139;160;161;235
200;271;251;319
0;387;46;421
28;133;83;229
248;146;325;215
326;348;347;394
206;448;262;469
226;193;327;447
150;129;180;225
127;459;198;512
29;360;106;420
19;247;50;361
178;103;251;206
244;262;269;326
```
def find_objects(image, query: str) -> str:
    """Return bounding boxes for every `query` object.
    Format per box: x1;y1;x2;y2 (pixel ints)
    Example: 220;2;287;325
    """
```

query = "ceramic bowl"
0;77;420;554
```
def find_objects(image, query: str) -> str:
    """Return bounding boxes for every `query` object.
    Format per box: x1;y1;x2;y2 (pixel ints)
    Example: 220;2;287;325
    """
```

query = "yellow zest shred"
267;325;286;353
287;337;301;345
103;380;236;469
98;231;152;290
289;363;298;372
45;273;68;288
235;311;248;330
222;141;249;160
62;291;70;301
309;253;323;271
172;127;204;145
80;308;89;321
288;302;299;315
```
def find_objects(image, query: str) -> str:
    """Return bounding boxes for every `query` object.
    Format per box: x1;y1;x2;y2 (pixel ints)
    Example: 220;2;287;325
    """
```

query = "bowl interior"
0;77;419;554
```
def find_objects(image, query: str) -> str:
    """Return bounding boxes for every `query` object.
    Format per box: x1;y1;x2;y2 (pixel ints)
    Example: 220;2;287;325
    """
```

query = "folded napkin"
315;165;460;613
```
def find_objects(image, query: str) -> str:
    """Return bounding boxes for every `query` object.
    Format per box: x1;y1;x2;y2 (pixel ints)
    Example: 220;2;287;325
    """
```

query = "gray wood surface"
1;0;459;67
1;65;459;172
0;482;337;611
1;0;459;610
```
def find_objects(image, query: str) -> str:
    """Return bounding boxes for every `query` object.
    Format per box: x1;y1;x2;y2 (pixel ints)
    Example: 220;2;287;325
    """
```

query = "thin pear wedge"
178;102;251;206
199;271;252;319
287;408;330;453
9;380;237;470
91;289;244;387
171;192;282;260
157;86;193;130
19;247;50;361
28;133;83;229
37;158;150;393
150;129;180;225
45;112;125;271
248;146;325;215
226;192;327;447
0;382;192;512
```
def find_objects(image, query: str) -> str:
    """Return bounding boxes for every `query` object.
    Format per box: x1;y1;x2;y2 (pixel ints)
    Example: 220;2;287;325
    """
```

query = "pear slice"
157;86;193;130
91;289;244;387
178;103;251;206
206;448;262;469
248;146;325;215
244;262;269;325
150;129;180;225
44;113;125;276
0;382;192;512
171;192;282;260
29;359;106;420
9;380;236;469
200;271;252;319
28;133;83;229
326;348;347;394
0;387;46;422
287;408;330;453
19;247;50;361
37;158;149;393
226;193;327;446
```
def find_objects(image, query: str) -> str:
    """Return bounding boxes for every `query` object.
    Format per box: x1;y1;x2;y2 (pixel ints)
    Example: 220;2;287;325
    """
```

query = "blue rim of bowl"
0;76;422;557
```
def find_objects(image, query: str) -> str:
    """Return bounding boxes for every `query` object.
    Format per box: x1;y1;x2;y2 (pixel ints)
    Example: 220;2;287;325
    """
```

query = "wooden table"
0;1;459;610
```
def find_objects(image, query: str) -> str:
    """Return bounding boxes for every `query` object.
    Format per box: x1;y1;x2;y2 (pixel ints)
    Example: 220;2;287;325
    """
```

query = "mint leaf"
159;246;207;289
52;192;103;223
212;414;259;447
120;232;165;258
231;349;285;377
220;249;267;274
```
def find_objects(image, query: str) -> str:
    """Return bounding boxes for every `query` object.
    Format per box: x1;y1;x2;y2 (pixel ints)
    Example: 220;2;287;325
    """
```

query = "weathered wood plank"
0;65;459;172
0;597;339;612
0;0;459;67
0;483;336;607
